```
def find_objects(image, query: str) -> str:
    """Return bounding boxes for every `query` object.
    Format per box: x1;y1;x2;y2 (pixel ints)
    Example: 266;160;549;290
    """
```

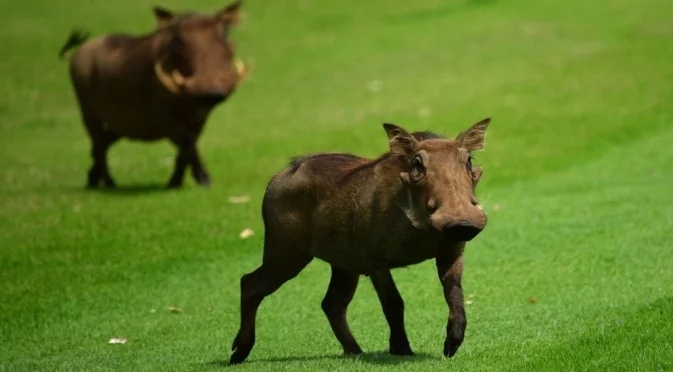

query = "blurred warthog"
231;118;492;364
59;1;247;188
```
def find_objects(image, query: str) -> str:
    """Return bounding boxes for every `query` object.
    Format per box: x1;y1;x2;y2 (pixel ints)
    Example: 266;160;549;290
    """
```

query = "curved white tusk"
235;59;253;82
154;61;184;95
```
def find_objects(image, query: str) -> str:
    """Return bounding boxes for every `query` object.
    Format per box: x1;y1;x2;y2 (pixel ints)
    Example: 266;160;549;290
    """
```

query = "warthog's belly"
312;228;442;274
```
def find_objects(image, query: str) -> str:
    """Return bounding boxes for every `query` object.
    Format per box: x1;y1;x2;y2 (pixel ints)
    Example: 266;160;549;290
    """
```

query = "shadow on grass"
56;182;173;196
93;183;171;196
206;351;440;368
5;182;175;196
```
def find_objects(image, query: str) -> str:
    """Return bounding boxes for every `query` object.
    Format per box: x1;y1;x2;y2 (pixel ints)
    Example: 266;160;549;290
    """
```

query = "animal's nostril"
194;91;228;105
444;220;482;242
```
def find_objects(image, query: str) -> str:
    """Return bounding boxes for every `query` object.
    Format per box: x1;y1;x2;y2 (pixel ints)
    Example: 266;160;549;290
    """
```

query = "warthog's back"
68;34;170;140
266;153;369;199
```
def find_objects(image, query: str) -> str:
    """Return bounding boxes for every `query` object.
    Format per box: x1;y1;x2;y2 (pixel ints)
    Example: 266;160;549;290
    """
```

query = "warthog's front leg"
189;145;210;186
168;138;209;188
436;243;466;358
370;269;413;356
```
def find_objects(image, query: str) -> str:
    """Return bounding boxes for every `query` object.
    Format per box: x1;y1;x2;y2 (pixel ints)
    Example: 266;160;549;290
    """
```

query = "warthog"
230;118;492;364
59;1;246;188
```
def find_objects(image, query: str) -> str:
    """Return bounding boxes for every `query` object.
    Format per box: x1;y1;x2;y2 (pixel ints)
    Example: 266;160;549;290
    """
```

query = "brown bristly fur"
230;118;493;364
60;1;244;189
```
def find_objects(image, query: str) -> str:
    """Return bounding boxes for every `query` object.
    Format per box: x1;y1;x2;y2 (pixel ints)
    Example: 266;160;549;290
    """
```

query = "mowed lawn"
1;0;673;370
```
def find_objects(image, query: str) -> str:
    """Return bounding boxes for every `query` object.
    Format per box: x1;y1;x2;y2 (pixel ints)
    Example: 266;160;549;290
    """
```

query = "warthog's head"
152;1;246;106
384;118;491;242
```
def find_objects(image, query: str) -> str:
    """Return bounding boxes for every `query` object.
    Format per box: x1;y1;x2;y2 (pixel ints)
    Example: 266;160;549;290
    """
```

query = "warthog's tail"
59;30;90;60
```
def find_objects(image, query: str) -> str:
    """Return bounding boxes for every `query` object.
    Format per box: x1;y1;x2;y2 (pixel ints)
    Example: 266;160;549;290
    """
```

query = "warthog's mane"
340;130;446;181
283;131;446;184
411;131;444;141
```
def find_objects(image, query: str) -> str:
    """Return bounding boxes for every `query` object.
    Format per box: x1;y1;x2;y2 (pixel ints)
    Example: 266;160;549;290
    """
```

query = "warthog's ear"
217;0;243;26
456;117;491;151
383;123;419;156
153;7;175;28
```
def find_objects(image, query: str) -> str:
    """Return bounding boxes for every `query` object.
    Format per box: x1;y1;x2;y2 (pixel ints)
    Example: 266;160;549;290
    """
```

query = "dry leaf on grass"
108;338;127;344
168;306;182;313
529;297;537;304
228;195;250;204
239;228;254;239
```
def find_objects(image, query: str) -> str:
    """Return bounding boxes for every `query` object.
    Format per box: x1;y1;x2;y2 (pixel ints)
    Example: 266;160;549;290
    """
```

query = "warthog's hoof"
230;347;252;365
444;335;463;358
230;333;254;365
193;170;211;187
166;180;183;189
390;341;414;356
343;346;363;356
86;180;116;189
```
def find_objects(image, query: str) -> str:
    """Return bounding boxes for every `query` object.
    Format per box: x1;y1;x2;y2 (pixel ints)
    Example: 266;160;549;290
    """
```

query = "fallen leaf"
168;306;182;313
228;195;250;204
235;59;246;77
239;228;254;239
529;297;537;304
108;338;127;344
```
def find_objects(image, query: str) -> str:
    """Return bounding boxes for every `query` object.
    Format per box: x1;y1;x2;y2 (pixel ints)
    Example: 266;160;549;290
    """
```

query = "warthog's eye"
410;155;424;179
411;155;423;169
467;154;473;173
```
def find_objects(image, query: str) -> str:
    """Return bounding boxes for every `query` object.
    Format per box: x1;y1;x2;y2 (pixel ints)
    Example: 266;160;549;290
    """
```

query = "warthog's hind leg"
91;132;120;188
84;122;119;188
230;255;313;364
370;270;414;356
321;266;363;355
78;95;119;188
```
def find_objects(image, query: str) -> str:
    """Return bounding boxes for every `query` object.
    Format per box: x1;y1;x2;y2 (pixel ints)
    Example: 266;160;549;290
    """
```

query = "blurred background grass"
1;0;672;370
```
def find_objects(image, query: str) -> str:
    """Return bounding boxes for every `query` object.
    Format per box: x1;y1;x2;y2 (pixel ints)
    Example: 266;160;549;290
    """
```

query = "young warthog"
230;118;492;364
59;1;247;188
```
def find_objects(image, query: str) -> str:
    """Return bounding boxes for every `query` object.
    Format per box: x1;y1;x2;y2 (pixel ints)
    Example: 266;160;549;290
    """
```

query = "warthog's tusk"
171;70;185;86
235;59;252;82
154;61;185;95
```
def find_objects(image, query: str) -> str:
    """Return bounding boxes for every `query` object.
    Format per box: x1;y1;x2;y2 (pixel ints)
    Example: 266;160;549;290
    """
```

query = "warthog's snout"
193;90;229;106
444;220;483;242
431;206;487;241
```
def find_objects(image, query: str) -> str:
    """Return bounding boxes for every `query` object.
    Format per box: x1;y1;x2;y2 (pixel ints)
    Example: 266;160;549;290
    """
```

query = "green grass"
1;0;672;370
